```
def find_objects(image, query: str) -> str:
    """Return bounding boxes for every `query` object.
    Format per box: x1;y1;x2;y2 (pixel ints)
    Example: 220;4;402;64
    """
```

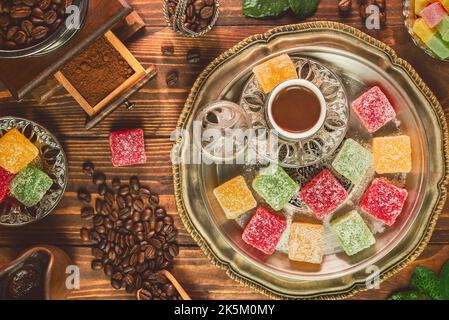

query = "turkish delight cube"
252;164;300;211
413;18;437;43
421;2;447;28
109;128;147;167
332;139;373;184
300;169;348;220
213;175;257;219
0;129;39;174
360;178;408;226
252;54;298;94
438;16;449;41
0;167;15;204
10;166;53;207
373;135;412;174
352;86;396;133
427;34;449;58
242;206;287;255
288;222;324;264
331;210;376;256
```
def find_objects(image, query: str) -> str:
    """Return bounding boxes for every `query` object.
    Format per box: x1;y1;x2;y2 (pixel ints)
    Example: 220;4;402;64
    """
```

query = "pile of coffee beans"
138;272;181;300
0;0;71;51
78;163;180;297
166;0;216;33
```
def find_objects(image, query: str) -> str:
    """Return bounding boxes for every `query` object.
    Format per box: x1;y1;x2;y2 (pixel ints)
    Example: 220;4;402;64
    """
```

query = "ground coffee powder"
62;36;134;106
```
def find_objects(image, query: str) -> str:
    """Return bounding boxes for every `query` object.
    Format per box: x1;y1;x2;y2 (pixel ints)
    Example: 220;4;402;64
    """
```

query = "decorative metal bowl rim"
172;21;449;299
0;116;68;227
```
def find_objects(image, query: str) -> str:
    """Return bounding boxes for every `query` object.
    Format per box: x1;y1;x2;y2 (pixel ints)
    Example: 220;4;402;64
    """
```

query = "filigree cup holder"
194;100;252;163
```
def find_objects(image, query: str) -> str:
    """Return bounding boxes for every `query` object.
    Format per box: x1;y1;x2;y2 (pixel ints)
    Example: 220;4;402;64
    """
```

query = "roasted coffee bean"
119;207;131;220
89;230;101;243
139;289;152;300
166;70;178;88
187;48;200;64
10;5;31;19
105;192;115;206
132;210;141;222
150;193;160;205
161;44;174;56
104;263;113;277
80;206;94;219
93;215;103;226
77;188;91;204
98;183;107;196
32;6;44;19
81;161;94;176
155;207;167;219
111;178;121;190
129;176;140;193
21;19;33;35
43;9;56;24
145;246;156;260
91;259;103;271
80;227;89;241
95;198;103;213
31;25;47;39
168;243;179;258
338;0;352;16
111;279;122;290
92;247;105;259
93;172;106;185
142;208;152;221
95;225;107;235
139;187;151;199
163;215;174;225
133;199;144;212
117;195;126;209
119;185;130;196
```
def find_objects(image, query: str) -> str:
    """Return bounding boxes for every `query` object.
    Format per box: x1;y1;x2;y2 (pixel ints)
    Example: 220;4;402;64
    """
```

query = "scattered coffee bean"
80;206;94;219
82;162;95;177
98;183;107;196
187;48;200;64
338;0;352;16
161;44;174;56
166;70;179;88
112;178;121;191
77;188;91;204
91;259;103;271
93;172;106;185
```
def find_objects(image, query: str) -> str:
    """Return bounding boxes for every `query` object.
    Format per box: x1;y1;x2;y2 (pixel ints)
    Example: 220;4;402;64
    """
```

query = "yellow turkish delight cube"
373;135;412;174
213;175;257;219
0;129;39;174
288;222;324;264
252;54;298;94
413;18;436;43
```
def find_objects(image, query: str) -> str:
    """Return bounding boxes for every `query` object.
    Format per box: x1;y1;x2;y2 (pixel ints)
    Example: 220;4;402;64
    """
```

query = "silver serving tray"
173;22;449;299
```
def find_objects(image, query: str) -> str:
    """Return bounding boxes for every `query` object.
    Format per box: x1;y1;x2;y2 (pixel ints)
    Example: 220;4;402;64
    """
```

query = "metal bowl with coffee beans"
0;0;88;58
78;166;180;297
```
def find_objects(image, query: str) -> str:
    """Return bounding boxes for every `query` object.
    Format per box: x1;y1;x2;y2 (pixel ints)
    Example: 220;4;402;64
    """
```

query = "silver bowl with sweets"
0;117;68;226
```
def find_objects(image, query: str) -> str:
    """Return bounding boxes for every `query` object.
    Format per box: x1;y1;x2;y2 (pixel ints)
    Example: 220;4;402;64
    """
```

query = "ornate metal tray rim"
172;21;449;299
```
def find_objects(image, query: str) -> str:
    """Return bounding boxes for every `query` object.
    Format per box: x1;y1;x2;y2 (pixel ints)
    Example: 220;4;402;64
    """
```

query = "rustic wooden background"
0;0;448;300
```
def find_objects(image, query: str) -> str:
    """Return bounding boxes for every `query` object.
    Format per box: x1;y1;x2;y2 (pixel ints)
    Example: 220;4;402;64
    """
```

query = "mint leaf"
440;260;449;300
388;290;431;300
289;0;320;18
243;0;290;18
410;266;441;300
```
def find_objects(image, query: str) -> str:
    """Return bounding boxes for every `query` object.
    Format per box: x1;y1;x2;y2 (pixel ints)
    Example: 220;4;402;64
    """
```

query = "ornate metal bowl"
172;22;449;299
0;117;68;227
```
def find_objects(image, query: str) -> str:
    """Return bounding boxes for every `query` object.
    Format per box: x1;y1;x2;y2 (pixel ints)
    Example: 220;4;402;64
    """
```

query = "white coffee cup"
267;79;327;140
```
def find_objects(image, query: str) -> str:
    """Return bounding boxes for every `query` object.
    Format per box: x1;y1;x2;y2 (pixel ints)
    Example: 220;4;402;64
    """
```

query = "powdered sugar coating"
421;2;448;28
0;167;15;203
0;128;39;174
213;175;257;219
332;139;373;184
331;210;376;256
360;178;408;226
288;222;324;264
252;164;300;211
109;129;147;167
10;166;53;207
242;207;287;255
300;169;348;220
352;86;396;133
373;135;412;174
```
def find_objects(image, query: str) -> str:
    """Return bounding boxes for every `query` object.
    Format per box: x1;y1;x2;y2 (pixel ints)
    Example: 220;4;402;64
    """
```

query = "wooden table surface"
0;0;449;300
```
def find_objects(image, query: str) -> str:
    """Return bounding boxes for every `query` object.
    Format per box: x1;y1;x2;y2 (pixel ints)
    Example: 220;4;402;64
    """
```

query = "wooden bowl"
0;246;72;300
136;270;191;300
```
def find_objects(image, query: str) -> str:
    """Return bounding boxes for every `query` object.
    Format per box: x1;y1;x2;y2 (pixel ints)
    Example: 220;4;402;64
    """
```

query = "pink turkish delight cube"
300;169;348;220
352;86;396;133
421;2;448;28
109;128;147;167
360;178;408;226
242;206;287;255
0;167;14;204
